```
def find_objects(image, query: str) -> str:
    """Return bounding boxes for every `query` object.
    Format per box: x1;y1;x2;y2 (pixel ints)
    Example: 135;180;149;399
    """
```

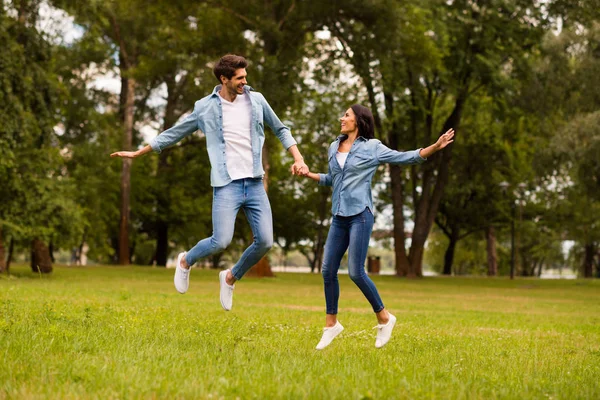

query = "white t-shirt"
336;151;349;169
219;93;253;180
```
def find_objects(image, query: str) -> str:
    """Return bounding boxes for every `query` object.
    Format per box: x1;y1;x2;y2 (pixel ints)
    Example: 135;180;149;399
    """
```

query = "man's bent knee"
212;237;231;252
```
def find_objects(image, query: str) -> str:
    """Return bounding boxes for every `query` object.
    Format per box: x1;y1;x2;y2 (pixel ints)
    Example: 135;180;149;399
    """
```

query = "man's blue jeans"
185;178;273;280
322;207;384;314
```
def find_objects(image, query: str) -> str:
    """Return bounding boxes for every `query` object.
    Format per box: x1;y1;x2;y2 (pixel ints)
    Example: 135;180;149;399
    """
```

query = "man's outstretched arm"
110;108;199;158
110;145;153;159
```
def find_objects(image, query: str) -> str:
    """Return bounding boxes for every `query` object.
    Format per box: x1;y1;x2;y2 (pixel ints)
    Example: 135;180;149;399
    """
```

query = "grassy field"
1;265;599;399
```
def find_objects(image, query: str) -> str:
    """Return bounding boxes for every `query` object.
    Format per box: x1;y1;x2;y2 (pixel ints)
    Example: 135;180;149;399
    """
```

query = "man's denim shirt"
150;85;297;187
319;136;426;217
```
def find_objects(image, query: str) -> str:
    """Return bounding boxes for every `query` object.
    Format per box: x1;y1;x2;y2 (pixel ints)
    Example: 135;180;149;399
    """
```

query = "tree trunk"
408;94;466;277
6;238;14;273
77;230;87;265
314;188;329;274
154;149;170;267
154;76;181;267
246;256;275;277
155;220;169;266
31;239;53;273
486;226;498;276
443;229;459;275
537;259;544;277
49;240;55;263
118;75;136;265
0;228;6;273
390;166;410;276
583;243;595;278
211;252;223;269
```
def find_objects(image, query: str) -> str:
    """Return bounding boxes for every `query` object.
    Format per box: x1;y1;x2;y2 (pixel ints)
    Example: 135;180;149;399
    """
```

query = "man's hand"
291;159;309;176
110;151;138;158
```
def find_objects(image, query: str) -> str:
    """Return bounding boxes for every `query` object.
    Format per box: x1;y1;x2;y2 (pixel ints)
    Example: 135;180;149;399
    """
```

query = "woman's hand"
435;129;455;150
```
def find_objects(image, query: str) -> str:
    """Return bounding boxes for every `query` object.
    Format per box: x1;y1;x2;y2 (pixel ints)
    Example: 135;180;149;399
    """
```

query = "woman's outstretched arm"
304;172;321;182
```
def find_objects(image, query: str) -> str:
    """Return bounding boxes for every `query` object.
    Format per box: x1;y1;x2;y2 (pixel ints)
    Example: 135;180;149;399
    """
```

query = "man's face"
222;68;247;95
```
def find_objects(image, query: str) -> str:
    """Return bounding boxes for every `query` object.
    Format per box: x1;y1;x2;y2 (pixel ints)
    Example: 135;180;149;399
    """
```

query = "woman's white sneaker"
374;313;396;348
315;321;344;350
173;252;190;294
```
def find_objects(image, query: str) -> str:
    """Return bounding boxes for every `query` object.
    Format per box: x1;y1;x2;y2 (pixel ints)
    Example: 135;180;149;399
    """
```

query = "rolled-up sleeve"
376;143;427;165
260;94;297;150
149;111;198;153
318;172;332;186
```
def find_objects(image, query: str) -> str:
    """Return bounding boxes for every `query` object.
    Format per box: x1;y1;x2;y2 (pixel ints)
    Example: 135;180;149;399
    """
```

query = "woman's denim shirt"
319;136;426;217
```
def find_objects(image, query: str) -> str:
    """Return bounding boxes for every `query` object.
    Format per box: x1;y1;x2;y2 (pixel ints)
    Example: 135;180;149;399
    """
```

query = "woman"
302;104;454;349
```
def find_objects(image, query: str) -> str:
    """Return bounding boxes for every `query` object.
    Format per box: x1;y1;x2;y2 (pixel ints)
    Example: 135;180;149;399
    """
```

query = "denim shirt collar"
336;134;369;142
210;85;255;97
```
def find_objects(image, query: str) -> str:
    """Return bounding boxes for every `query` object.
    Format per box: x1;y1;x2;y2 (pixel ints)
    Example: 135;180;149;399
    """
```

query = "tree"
325;0;547;276
53;0;180;264
0;0;83;273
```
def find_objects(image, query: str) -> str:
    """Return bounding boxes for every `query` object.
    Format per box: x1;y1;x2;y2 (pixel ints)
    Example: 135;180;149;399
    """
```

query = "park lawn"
1;266;599;400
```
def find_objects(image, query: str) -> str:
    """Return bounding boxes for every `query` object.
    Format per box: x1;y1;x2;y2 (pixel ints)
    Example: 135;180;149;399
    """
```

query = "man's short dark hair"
213;54;248;83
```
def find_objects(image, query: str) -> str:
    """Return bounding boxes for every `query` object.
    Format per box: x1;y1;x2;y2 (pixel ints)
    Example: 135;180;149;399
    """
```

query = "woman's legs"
321;216;350;326
346;208;386;315
346;208;396;347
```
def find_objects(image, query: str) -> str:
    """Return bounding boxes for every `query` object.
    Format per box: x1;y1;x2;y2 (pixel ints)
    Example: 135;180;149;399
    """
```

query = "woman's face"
340;108;357;134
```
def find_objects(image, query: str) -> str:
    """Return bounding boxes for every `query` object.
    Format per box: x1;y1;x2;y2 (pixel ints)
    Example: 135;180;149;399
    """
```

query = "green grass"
1;266;599;399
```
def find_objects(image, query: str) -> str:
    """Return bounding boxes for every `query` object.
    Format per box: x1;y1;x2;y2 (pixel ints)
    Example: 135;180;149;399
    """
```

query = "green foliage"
1;0;599;276
0;4;83;252
425;229;492;275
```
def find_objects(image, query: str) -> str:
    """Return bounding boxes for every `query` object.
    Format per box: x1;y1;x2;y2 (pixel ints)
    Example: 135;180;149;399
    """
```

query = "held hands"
291;159;309;176
436;129;455;150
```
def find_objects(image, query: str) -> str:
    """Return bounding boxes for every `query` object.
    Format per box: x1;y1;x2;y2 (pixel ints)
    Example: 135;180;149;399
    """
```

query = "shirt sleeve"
376;142;427;165
318;171;332;187
318;151;333;186
149;110;198;153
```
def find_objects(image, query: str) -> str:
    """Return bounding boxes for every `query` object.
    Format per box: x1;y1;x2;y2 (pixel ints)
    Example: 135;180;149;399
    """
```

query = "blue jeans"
185;178;273;280
322;207;384;314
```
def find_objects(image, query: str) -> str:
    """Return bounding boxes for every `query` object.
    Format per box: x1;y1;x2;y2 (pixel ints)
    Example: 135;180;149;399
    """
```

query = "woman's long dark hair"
350;104;375;140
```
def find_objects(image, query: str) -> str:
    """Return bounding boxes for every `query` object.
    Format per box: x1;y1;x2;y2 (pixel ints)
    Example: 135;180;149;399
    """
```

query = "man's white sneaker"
315;321;344;350
219;269;235;311
374;313;397;348
173;252;190;294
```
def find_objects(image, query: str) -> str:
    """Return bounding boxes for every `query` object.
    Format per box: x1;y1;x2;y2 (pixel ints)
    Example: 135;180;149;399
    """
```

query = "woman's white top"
336;151;349;169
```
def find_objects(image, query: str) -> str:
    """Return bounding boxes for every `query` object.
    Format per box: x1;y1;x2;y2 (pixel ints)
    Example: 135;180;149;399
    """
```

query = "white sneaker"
374;313;397;348
315;321;344;350
219;269;235;311
173;252;190;294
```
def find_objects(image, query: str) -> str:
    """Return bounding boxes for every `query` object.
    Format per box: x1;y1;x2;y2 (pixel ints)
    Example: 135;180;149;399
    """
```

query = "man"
111;54;308;310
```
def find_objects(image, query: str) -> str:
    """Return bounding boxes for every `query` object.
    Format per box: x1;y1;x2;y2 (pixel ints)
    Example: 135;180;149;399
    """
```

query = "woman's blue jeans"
322;207;384;314
185;178;273;280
